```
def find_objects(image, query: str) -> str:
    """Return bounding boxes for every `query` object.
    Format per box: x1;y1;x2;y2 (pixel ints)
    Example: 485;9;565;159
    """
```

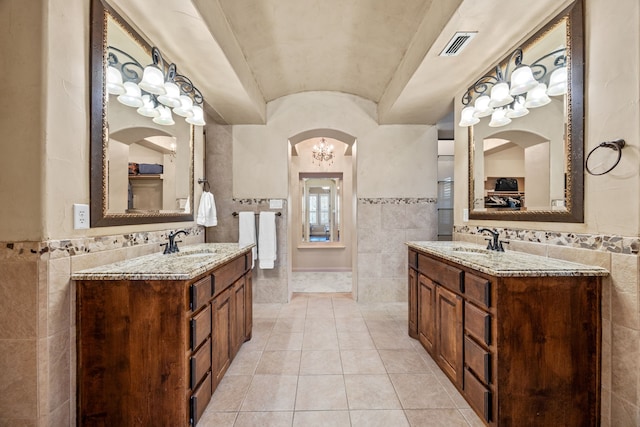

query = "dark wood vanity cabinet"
77;250;253;427
408;248;601;427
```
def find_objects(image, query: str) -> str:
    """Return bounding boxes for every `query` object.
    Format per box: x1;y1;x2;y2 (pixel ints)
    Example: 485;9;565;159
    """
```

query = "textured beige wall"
233;92;438;199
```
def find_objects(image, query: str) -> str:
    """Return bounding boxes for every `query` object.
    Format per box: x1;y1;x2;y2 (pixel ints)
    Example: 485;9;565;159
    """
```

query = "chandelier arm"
529;48;567;82
462;74;499;106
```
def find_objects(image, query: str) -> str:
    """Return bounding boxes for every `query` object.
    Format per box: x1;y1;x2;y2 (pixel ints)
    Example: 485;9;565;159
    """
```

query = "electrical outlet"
74;204;90;229
463;208;469;222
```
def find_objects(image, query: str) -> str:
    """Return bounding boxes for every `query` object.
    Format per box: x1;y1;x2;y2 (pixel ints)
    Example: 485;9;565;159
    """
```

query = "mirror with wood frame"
466;0;583;222
90;0;194;226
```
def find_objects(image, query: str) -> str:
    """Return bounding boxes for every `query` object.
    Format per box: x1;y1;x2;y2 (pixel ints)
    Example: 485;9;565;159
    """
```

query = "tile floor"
198;293;484;427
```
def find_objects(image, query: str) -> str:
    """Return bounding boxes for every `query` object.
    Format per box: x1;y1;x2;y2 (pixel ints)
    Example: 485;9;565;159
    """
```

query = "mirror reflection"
301;177;341;243
465;0;584;222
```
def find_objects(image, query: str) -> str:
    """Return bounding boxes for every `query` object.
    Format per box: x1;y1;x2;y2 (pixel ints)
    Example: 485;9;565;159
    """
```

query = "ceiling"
107;0;574;127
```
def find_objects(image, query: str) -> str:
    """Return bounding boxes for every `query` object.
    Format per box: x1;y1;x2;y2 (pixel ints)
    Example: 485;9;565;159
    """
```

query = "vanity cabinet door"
245;273;253;340
436;285;464;388
408;268;418;338
231;278;246;358
418;274;436;354
212;288;232;390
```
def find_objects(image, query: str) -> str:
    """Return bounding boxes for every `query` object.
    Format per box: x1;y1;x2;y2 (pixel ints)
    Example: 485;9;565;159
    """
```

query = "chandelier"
459;47;567;128
105;46;206;126
311;138;335;165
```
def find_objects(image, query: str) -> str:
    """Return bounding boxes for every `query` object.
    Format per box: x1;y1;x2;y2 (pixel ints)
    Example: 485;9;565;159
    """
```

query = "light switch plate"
74;204;90;229
463;208;469;222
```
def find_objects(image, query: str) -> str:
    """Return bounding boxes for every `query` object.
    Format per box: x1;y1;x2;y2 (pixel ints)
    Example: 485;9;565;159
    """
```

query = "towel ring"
585;139;625;176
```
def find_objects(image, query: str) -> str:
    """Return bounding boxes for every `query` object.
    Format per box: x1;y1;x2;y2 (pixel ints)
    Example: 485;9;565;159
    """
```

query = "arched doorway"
288;129;357;299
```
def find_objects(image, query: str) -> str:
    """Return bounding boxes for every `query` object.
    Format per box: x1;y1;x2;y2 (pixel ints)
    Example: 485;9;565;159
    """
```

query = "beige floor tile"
344;374;402;410
302;330;339;350
299;350;343;375
265;332;304;351
337;331;376;349
255;351;301;375
197;410;237;427
234;411;294;427
304;318;337;332
340;349;386;374
350;409;410;427
240;375;298;411
293;410;351;426
241;330;270;352
389;374;456;409
226;349;263;376
272;317;306;333
404;409;469;426
335;317;368;332
378;349;430;373
207;375;252;411
370;331;417;350
295;375;348;410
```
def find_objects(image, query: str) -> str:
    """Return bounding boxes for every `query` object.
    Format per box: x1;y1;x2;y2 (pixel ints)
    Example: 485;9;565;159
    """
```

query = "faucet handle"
498;240;509;252
484;238;495;250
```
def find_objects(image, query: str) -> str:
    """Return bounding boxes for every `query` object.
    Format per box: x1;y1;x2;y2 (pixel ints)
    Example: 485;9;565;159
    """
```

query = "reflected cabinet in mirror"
465;0;584;222
90;0;195;226
300;175;342;244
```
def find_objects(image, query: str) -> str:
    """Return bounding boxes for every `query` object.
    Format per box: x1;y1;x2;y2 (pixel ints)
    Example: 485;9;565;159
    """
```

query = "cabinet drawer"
464;368;492;423
418;254;463;293
190;276;212;312
190;371;212;426
190;305;212;351
464;335;491;384
465;273;491;309
465;303;491;346
408;250;418;269
190;338;212;389
212;256;246;298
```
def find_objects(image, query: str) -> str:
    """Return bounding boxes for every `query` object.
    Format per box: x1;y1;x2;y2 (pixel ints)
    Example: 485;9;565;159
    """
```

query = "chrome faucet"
162;230;189;254
478;227;508;252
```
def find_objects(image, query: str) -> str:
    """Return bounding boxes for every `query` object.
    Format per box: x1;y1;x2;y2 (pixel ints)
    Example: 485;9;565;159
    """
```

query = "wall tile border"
454;225;640;255
359;197;437;205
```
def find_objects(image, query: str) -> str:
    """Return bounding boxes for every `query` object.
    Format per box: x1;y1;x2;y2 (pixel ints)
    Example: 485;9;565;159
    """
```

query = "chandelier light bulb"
525;83;552;108
473;95;494;118
547;67;568;96
117;82;144;108
489;82;514;108
488;108;512;127
152;105;175;126
506;96;529;118
173;95;194;118
136;94;160;117
158;82;182;108
509;65;538;95
106;66;125;95
459;106;479;127
138;66;166;95
185;105;206;126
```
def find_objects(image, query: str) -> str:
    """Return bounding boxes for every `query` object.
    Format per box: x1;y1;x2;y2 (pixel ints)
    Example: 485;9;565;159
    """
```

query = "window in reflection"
300;175;341;243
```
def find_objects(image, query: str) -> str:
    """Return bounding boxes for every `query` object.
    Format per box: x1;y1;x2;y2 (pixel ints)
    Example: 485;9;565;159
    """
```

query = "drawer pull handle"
190;395;197;426
484;352;491;383
190;318;196;350
484;282;491;307
190;356;197;389
484;315;491;345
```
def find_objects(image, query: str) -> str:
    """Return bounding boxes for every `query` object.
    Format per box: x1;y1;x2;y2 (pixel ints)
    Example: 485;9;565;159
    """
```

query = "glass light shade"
117;82;144;108
488;82;514;108
157;82;182;108
488;108;512;127
524;83;551;108
506;96;529;118
509;66;538;95
106;66;125;95
138;66;166;95
152;105;175;126
473;95;494;118
459;106;480;127
173;95;194;118
136;95;160;117
186;105;206;126
547;67;568;96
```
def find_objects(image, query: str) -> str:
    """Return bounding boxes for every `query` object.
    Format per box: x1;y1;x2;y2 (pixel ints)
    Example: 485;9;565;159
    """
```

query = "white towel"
238;212;256;268
258;212;277;269
196;191;217;227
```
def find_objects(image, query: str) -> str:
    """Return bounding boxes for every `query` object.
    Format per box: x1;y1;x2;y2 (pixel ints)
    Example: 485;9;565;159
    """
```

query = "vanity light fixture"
459;47;567;127
311;138;335;165
106;46;206;126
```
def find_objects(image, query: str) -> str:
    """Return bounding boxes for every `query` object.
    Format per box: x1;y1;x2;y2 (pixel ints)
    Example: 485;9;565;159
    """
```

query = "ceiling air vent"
439;32;477;57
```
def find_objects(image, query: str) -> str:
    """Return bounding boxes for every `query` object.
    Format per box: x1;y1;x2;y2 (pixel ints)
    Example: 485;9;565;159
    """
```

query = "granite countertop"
406;241;609;277
71;243;253;281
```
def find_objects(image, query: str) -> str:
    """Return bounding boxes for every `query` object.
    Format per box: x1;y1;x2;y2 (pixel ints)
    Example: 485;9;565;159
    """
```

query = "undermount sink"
451;247;491;255
175;249;217;258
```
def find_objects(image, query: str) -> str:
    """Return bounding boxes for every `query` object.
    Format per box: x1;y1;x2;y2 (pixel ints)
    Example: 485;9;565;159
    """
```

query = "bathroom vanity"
74;243;254;426
407;241;608;427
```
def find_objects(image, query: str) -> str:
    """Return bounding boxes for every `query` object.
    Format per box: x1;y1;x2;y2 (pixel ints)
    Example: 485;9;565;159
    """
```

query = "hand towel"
258;212;277;269
238;212;256;268
196;191;217;227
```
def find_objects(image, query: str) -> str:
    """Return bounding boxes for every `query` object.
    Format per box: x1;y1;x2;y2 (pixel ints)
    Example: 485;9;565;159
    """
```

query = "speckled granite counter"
407;241;609;277
71;243;254;281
